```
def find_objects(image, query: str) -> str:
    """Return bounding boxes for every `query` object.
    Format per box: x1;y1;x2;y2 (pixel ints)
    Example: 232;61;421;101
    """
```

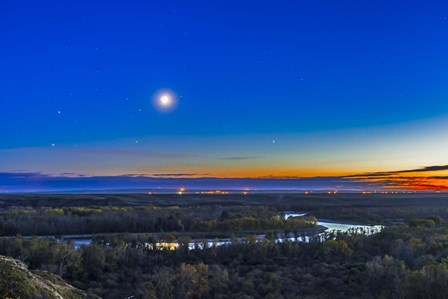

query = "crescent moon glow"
160;95;171;106
152;89;179;113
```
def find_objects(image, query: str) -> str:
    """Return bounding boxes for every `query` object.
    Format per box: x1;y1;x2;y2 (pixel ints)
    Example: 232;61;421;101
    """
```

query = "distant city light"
198;190;229;195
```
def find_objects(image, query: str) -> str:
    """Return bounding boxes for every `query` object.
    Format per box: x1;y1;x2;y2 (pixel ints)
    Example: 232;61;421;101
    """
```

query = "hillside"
0;255;99;299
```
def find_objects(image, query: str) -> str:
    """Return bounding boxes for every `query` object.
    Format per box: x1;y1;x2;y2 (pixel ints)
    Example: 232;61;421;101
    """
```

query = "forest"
0;205;317;237
0;193;448;298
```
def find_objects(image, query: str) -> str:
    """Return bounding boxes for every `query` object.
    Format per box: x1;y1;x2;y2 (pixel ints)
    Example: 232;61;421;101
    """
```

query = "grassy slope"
0;255;99;299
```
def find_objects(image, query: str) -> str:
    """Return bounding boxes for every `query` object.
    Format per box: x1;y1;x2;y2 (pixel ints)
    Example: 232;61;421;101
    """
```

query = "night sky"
2;0;448;192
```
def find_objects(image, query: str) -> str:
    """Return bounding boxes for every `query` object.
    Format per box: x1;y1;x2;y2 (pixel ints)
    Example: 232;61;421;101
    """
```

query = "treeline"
308;205;448;224
190;216;317;233
0;205;318;236
0;217;448;298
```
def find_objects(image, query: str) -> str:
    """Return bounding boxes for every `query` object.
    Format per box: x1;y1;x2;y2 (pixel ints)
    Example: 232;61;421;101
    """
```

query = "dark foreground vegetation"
0;205;317;237
0;254;97;299
1;193;448;298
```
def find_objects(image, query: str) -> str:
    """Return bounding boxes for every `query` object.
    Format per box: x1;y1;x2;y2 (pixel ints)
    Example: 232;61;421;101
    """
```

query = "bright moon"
152;89;179;113
160;95;170;106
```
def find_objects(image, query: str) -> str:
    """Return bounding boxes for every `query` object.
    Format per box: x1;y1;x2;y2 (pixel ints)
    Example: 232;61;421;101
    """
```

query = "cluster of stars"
50;90;278;151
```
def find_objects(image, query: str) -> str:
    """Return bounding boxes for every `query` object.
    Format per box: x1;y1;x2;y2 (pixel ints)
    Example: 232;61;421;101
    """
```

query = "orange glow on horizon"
361;176;448;191
65;164;448;192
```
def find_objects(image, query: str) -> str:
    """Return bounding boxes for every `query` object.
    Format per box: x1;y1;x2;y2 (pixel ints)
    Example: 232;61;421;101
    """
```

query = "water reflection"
67;211;383;250
73;239;92;249
283;212;383;234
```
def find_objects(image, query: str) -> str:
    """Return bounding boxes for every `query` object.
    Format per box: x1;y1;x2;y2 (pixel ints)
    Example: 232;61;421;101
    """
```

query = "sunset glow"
1;1;448;192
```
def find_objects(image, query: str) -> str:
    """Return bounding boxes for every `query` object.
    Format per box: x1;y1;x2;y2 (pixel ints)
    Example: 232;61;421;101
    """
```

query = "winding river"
66;212;383;250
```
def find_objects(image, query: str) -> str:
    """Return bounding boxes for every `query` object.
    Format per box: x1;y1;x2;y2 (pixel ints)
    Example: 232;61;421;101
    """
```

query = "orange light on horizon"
197;190;230;195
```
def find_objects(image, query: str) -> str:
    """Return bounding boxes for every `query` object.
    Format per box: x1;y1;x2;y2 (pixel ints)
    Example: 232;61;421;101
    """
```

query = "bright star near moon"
152;89;179;113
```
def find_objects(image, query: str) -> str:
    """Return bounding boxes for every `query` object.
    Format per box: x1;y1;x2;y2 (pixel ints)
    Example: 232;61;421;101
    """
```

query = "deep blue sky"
1;0;448;191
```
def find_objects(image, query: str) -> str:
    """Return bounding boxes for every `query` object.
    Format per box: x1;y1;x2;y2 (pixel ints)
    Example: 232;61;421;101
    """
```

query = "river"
66;212;383;250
